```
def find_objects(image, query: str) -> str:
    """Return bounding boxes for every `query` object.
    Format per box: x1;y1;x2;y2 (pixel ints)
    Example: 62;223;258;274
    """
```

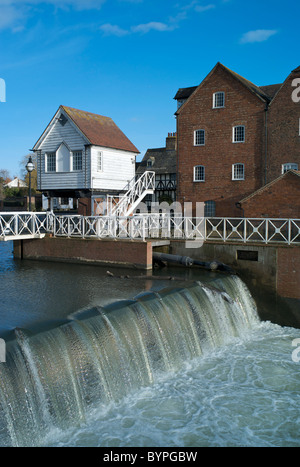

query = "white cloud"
131;21;176;34
99;23;129;37
99;20;178;37
240;29;278;44
0;0;107;30
194;4;216;13
0;5;24;30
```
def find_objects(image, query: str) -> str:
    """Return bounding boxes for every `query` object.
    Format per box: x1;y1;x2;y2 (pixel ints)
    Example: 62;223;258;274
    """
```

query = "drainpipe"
235;202;244;218
264;102;269;185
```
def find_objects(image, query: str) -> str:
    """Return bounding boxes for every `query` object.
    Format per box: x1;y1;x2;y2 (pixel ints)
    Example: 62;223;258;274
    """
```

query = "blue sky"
0;0;299;177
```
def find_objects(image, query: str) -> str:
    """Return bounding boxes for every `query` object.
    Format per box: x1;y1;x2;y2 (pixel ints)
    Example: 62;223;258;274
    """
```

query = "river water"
0;241;300;447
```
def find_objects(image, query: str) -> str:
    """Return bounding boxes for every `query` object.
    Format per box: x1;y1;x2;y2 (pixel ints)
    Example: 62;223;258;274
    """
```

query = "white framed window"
194;129;205;146
282;163;298;174
97;151;103;172
213;92;225;108
233;125;245;143
232;163;245;180
72;151;82;171
147;159;153;168
194;165;205;182
46;152;56;172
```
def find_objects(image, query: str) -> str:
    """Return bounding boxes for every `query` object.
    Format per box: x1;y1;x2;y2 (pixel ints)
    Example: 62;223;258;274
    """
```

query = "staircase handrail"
108;171;155;217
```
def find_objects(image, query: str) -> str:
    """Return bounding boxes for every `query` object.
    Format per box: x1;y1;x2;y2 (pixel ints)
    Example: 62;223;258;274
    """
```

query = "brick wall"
177;64;266;217
241;171;300;218
14;236;153;270
267;67;300;183
277;246;300;299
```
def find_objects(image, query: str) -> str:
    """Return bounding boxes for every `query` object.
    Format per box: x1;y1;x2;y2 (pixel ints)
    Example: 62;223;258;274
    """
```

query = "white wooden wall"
90;146;136;191
36;115;136;193
37;118;88;191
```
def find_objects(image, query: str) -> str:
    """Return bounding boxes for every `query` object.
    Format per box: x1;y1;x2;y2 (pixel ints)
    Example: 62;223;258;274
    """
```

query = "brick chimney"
166;132;177;150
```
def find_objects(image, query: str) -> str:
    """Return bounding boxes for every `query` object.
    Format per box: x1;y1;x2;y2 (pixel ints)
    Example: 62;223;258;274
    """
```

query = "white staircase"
107;171;155;217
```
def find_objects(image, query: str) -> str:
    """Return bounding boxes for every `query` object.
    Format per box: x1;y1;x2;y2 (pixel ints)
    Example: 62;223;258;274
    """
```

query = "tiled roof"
174;63;282;106
61;106;139;153
137;147;176;175
174;86;198;100
240;170;300;203
259;83;282;100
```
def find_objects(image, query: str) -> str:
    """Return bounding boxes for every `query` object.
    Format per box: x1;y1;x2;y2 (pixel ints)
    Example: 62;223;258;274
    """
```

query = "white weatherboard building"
4;178;27;189
32;105;140;215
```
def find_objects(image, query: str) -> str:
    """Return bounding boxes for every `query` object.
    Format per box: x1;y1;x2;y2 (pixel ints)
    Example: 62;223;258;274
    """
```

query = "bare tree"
19;153;38;192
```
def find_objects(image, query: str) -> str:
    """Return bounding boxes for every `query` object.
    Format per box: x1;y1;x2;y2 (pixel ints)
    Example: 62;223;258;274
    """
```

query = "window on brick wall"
194;165;205;182
213;92;225;108
233;125;245;143
232;163;245;180
282;163;298;173
194;129;205;146
204;200;216;217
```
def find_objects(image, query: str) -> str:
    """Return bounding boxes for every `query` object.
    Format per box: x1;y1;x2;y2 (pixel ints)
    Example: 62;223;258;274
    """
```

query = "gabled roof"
62;106;139;153
33;105;139;154
240;170;300;203
174;62;280;113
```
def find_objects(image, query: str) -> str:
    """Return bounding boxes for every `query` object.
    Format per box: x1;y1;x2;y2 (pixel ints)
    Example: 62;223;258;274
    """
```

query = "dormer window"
147;159;153;168
213;92;225;108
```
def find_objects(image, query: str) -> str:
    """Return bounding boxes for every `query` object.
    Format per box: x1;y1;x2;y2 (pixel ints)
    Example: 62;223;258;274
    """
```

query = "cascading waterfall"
0;275;260;447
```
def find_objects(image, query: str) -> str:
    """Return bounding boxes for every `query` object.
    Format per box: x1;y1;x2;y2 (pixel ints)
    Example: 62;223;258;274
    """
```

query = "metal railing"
107;171;155;217
52;215;300;245
0;212;52;240
1;212;300;246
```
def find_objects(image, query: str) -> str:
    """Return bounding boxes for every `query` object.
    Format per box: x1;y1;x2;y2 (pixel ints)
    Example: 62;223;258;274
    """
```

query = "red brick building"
174;62;300;217
240;170;300;219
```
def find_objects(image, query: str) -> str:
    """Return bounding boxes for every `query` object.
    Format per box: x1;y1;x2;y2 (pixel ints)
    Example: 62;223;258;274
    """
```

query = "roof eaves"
220;64;270;103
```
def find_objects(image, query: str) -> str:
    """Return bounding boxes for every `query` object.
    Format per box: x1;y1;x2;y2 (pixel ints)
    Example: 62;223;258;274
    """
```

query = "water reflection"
0;242;210;339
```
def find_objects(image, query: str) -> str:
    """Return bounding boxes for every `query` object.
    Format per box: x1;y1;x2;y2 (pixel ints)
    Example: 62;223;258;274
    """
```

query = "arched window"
56;142;70;172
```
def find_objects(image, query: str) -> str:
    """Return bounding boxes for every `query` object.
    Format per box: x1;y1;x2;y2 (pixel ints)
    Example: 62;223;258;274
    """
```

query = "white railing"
107;171;155;217
1;213;300;246
52;215;300;245
0;212;53;240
